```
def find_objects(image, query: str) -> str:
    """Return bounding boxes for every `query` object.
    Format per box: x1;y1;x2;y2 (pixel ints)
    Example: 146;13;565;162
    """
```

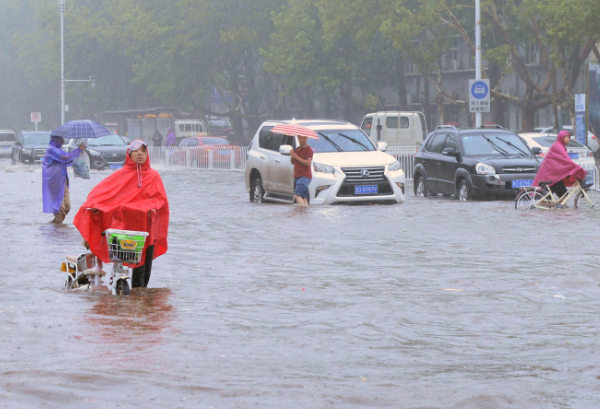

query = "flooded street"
2;158;600;408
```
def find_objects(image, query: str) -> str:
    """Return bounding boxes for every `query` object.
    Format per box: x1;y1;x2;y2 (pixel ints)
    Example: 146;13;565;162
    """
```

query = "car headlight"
476;163;496;175
389;160;401;172
313;162;335;174
87;149;100;156
23;148;34;155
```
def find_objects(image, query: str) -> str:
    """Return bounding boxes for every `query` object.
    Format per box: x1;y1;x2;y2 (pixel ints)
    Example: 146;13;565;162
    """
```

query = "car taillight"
592;135;597;139
588;151;594;157
538;152;545;157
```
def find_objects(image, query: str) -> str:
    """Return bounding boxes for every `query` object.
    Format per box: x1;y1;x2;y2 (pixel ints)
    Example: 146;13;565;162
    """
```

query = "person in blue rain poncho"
42;136;85;223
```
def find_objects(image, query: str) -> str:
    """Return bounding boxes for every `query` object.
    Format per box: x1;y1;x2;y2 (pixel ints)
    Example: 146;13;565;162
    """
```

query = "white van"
174;119;209;144
0;129;16;157
360;112;427;149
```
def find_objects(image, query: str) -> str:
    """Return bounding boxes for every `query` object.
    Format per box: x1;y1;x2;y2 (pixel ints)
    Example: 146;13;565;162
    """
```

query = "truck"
174;119;209;145
360;112;428;149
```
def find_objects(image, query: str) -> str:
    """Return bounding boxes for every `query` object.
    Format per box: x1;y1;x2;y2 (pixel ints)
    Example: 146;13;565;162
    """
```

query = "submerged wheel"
456;180;472;202
116;279;130;296
250;177;265;203
414;176;428;197
574;188;600;209
515;190;544;210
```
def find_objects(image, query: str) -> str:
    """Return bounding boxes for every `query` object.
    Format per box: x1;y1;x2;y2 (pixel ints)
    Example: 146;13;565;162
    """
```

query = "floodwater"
1;158;600;409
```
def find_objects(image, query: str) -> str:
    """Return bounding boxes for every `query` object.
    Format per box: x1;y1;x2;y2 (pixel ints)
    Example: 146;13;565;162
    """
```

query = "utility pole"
475;0;482;128
59;0;65;125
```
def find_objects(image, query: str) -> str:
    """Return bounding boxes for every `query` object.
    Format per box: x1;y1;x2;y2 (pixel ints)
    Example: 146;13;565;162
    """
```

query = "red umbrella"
271;123;320;139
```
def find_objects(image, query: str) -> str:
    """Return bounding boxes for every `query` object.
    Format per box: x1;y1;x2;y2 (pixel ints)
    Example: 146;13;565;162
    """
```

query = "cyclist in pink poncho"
532;130;586;198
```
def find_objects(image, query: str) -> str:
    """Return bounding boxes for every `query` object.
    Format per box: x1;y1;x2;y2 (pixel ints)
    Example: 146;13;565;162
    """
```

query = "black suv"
413;125;542;200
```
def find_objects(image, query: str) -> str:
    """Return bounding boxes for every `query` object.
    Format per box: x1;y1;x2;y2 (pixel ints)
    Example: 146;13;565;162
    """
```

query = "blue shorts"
294;177;311;199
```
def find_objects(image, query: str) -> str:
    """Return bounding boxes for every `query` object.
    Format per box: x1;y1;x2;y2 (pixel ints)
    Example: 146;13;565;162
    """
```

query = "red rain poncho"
73;149;169;267
532;132;586;188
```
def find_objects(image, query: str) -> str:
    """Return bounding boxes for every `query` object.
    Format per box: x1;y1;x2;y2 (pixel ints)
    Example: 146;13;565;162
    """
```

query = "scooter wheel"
116;280;130;296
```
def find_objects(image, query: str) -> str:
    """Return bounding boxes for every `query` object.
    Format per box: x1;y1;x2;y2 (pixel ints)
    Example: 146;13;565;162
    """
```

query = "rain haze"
2;0;600;408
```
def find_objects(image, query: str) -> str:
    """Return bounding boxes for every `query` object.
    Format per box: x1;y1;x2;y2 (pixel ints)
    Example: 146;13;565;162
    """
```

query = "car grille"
502;167;535;174
34;149;45;156
337;166;393;197
102;153;126;163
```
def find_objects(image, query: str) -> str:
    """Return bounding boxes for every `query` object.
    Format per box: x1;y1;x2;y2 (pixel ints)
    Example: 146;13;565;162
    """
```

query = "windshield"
308;129;375;152
210;126;227;134
461;134;532;157
87;134;126;147
532;136;584;148
0;132;15;142
201;137;232;145
23;133;51;145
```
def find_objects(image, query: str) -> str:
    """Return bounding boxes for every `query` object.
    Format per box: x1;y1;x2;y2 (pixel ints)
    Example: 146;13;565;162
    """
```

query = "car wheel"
456;179;472;202
414;176;429;197
250;177;265;203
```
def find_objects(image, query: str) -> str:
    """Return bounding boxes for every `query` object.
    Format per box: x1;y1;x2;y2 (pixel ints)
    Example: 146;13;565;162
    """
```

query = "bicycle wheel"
574;188;600;209
515;190;543;209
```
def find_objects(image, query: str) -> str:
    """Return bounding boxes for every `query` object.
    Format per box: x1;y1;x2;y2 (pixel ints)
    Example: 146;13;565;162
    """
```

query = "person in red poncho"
74;140;169;288
532;130;586;199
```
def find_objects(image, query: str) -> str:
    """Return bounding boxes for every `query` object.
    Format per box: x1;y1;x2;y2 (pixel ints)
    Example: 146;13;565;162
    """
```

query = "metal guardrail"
149;146;247;171
149;146;600;189
387;148;418;180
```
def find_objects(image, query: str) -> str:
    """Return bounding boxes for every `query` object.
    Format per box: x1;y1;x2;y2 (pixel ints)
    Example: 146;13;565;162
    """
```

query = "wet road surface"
1;158;600;408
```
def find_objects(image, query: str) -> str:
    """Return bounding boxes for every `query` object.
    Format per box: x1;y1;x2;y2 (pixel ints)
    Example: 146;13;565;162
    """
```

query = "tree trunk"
436;62;445;125
396;54;409;111
241;49;262;140
521;102;536;132
421;76;430;123
323;91;332;118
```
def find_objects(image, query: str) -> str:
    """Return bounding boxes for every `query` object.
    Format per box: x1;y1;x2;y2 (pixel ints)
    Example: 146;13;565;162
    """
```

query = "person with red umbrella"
290;135;313;206
271;123;319;206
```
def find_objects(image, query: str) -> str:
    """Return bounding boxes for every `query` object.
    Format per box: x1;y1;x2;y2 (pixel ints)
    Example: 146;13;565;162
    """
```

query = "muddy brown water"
1;158;600;408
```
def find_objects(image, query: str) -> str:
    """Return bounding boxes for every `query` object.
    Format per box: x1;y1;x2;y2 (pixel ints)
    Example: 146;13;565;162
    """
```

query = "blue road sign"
471;81;489;99
469;79;490;113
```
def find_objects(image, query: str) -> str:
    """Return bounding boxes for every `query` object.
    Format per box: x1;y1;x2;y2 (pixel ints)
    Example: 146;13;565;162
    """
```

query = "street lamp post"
475;0;482;128
59;0;65;125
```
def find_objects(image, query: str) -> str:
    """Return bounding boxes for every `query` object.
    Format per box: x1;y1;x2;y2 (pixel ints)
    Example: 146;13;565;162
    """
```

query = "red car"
170;136;241;168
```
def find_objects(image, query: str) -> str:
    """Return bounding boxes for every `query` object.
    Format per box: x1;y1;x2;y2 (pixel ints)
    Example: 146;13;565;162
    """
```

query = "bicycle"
515;179;600;210
61;229;149;295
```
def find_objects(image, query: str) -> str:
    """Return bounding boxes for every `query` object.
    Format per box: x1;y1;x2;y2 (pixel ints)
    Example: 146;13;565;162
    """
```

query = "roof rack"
480;124;505;130
435;125;458;130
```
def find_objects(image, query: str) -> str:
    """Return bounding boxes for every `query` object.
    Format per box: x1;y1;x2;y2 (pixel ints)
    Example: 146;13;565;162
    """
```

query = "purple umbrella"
51;120;112;139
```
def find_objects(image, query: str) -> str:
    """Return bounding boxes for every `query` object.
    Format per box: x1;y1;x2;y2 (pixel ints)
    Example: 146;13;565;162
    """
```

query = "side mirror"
531;146;542;155
376;124;383;131
442;147;457;156
279;144;293;155
377;141;388;152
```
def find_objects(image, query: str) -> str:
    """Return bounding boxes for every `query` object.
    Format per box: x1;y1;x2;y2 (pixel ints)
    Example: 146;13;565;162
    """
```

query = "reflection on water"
88;288;175;345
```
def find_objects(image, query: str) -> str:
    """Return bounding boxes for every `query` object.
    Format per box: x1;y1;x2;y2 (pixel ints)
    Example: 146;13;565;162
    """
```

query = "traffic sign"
469;79;490;113
31;112;41;131
575;94;586;113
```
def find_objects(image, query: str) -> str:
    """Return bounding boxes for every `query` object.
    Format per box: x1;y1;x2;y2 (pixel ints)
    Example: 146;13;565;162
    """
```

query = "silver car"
534;126;598;152
0;130;16;157
245;119;405;205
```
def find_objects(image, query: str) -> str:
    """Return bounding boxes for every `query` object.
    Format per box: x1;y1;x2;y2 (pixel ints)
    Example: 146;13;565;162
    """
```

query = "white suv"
245;119;405;205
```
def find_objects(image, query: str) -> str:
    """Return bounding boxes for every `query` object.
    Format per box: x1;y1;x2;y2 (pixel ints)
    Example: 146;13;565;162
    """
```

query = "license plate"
355;185;378;195
569;153;579;159
109;164;123;170
1;147;9;150
512;179;533;188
